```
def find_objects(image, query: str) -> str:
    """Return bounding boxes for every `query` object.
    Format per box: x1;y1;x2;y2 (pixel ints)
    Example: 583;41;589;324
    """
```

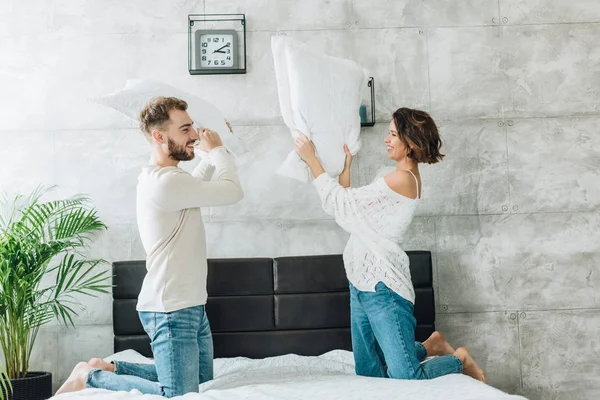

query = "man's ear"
152;129;165;144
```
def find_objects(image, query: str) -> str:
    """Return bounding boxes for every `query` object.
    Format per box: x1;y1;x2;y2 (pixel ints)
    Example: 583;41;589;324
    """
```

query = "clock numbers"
196;31;238;69
206;37;228;43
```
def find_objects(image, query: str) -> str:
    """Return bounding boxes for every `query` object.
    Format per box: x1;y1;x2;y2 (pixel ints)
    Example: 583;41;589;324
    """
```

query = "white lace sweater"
312;173;418;304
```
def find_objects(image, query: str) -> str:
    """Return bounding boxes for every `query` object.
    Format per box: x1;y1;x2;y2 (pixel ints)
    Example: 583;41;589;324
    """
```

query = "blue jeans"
86;305;213;397
350;282;463;379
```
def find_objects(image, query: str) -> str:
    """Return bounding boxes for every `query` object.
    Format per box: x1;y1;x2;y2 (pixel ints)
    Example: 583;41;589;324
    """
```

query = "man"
56;97;243;397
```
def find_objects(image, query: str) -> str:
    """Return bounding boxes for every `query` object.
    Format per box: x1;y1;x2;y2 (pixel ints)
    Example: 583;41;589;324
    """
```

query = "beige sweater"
136;147;243;312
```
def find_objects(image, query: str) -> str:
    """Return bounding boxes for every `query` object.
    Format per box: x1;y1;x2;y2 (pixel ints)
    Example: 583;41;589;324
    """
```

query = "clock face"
199;34;235;68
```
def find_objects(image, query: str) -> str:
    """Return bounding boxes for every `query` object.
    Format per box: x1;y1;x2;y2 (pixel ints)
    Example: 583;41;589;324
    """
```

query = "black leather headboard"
112;251;435;359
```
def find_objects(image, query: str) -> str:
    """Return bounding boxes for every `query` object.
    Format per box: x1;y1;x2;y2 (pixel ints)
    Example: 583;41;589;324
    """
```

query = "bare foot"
454;347;486;383
88;357;115;373
55;362;93;395
423;331;455;356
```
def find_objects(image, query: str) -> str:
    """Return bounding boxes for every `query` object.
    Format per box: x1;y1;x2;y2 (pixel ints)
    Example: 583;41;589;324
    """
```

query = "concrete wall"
1;1;599;398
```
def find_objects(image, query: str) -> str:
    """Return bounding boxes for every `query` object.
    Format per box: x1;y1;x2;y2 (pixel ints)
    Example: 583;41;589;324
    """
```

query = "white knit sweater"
312;172;418;303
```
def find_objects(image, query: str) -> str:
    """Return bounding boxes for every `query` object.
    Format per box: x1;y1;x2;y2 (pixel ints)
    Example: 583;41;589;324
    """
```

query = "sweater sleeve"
190;158;214;181
153;147;243;211
312;172;378;230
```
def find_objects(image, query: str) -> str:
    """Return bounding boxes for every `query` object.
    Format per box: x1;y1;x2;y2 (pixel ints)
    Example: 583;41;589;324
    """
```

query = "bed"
52;252;528;400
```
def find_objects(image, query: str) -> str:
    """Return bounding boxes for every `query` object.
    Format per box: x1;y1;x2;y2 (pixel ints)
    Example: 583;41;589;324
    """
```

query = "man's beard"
167;137;194;161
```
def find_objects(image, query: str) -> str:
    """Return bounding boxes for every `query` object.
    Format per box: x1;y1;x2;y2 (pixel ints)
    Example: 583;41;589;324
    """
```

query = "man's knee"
162;383;199;398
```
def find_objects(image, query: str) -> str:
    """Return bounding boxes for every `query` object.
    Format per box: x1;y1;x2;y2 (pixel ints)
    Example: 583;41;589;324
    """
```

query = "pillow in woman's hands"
272;37;367;183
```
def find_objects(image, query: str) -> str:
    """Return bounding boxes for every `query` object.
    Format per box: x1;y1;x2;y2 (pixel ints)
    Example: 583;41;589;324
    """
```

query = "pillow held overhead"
271;37;368;183
89;79;247;162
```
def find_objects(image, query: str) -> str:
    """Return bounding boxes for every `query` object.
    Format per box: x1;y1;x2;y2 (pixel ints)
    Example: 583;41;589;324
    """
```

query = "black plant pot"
3;372;52;400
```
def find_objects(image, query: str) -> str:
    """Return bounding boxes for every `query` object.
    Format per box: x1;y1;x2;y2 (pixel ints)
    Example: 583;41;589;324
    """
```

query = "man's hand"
197;128;223;152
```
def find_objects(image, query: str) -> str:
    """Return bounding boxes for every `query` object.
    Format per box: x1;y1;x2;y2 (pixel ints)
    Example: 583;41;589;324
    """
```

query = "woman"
295;107;485;382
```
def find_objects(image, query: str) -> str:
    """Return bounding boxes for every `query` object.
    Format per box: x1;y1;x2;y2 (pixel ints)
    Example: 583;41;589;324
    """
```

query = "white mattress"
52;350;528;400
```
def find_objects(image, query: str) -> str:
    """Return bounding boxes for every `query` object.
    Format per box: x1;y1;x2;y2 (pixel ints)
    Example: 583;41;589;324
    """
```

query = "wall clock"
195;29;239;69
188;14;247;75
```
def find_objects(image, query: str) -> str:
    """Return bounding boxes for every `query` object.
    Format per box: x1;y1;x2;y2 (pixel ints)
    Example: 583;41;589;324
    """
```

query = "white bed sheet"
52;350;529;400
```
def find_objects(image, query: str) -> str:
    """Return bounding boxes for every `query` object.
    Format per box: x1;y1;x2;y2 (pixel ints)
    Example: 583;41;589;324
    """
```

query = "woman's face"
385;120;408;161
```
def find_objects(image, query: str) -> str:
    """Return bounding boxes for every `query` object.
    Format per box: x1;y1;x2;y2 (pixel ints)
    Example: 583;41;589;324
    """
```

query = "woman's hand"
339;144;353;188
343;144;353;169
294;132;326;178
294;132;318;163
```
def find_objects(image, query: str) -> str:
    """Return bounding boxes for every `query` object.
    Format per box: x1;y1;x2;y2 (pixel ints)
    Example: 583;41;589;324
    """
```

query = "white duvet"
51;350;528;400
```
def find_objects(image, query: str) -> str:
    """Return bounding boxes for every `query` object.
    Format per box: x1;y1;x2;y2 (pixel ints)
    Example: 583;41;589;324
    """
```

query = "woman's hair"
392;108;444;164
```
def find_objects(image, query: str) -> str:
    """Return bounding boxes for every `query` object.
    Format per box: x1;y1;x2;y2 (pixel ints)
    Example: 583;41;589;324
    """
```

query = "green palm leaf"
0;185;111;399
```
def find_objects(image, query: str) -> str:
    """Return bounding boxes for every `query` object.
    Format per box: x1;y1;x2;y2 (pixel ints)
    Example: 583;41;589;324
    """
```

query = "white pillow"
272;37;368;183
89;79;247;162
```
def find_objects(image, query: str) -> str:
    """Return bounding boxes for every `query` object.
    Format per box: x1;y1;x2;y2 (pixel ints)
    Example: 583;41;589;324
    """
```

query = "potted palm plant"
0;186;112;400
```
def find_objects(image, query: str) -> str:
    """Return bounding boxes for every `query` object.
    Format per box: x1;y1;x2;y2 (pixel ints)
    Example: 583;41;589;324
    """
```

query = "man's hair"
139;96;188;140
392;107;445;164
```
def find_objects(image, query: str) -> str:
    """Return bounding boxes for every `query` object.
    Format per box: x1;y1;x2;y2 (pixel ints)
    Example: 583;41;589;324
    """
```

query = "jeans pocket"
139;312;157;338
384;285;414;313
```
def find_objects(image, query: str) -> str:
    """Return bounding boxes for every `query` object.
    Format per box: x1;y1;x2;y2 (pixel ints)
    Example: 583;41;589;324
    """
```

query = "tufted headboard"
112;251;436;359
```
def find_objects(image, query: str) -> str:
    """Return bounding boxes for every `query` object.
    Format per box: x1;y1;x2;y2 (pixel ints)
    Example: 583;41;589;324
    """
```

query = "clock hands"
212;43;231;54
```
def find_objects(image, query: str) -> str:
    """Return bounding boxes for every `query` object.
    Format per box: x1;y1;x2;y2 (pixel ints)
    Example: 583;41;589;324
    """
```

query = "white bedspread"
52;350;528;400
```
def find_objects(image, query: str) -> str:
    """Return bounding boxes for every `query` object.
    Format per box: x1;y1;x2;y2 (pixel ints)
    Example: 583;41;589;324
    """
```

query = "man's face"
162;109;199;162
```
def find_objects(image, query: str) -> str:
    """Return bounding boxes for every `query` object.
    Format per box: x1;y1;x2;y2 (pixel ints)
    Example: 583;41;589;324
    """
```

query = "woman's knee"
386;364;422;380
